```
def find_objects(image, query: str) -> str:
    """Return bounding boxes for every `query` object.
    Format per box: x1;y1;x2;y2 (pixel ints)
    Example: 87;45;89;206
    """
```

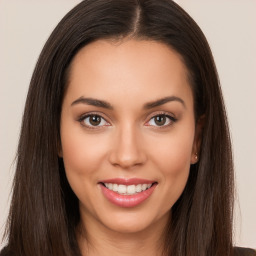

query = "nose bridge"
109;121;146;168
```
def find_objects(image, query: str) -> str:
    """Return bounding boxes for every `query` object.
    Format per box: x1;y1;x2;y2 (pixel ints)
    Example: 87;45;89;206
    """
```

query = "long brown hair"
2;1;234;255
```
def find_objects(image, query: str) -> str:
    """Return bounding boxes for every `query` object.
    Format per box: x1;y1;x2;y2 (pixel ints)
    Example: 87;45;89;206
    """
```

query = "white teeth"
136;184;142;192
113;184;118;192
127;185;136;195
141;184;147;190
103;183;153;195
118;185;126;194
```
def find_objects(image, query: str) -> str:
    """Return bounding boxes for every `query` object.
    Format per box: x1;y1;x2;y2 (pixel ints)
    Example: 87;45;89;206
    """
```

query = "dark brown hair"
2;0;234;255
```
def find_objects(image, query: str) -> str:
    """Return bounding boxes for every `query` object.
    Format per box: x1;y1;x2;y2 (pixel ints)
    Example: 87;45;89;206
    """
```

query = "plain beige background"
0;0;255;250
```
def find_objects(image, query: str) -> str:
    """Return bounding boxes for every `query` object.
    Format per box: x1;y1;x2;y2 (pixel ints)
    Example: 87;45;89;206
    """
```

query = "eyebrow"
71;95;185;110
71;96;113;109
143;96;186;109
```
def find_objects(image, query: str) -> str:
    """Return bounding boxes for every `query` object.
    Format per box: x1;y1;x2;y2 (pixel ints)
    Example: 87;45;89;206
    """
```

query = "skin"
60;39;200;256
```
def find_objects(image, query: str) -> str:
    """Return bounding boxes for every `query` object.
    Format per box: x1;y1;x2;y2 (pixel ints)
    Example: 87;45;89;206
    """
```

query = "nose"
108;124;147;169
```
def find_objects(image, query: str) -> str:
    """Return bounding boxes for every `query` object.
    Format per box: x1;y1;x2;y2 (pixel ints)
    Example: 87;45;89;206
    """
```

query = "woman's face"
60;39;199;235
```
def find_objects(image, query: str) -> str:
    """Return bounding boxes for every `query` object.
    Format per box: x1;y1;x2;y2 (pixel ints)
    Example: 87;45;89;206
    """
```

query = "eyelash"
78;112;110;129
78;112;177;129
145;112;177;128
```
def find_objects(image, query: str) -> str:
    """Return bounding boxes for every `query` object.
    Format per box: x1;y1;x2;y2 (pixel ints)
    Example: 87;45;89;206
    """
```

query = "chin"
98;209;168;235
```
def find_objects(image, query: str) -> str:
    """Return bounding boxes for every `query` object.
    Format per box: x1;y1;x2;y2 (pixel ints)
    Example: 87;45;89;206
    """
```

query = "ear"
191;115;205;164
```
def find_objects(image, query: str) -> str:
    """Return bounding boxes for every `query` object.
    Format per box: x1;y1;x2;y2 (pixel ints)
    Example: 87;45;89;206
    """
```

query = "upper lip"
99;178;157;186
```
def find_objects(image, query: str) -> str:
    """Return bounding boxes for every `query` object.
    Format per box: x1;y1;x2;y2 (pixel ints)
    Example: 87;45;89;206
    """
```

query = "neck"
77;213;169;256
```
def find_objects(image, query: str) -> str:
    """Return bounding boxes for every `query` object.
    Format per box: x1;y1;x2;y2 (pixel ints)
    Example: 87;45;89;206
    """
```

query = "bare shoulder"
234;247;256;256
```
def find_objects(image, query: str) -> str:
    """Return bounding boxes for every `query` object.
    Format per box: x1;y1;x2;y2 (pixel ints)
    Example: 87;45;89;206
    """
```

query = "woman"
1;0;255;255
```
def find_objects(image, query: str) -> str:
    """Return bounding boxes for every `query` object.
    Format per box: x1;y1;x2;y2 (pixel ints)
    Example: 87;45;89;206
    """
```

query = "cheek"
150;128;195;173
61;126;109;176
156;139;191;189
147;127;194;205
60;129;110;207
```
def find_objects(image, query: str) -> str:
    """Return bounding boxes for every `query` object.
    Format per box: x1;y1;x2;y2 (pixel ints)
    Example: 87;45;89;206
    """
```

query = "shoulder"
1;246;255;256
234;247;256;256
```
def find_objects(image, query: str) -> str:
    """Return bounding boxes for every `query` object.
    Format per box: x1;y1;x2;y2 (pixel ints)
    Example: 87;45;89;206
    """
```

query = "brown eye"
147;114;176;127
81;114;109;127
154;115;166;126
89;115;101;126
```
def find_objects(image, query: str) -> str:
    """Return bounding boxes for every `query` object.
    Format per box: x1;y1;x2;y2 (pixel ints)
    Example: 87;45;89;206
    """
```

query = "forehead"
64;39;193;108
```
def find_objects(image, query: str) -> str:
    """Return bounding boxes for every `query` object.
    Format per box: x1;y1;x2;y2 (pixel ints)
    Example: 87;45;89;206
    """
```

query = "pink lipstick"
99;178;157;208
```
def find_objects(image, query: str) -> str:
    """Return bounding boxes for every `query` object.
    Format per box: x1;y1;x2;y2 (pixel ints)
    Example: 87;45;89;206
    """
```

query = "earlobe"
191;152;199;164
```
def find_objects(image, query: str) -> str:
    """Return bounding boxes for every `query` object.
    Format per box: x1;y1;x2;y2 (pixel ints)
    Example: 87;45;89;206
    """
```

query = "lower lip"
100;183;157;208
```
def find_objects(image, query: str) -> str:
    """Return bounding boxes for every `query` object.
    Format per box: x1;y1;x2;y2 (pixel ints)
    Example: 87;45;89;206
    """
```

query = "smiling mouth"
100;182;156;195
99;179;158;207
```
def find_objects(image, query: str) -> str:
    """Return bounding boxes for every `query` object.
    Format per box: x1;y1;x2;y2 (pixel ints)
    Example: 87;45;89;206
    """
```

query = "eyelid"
77;111;177;129
144;111;177;127
78;111;111;129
